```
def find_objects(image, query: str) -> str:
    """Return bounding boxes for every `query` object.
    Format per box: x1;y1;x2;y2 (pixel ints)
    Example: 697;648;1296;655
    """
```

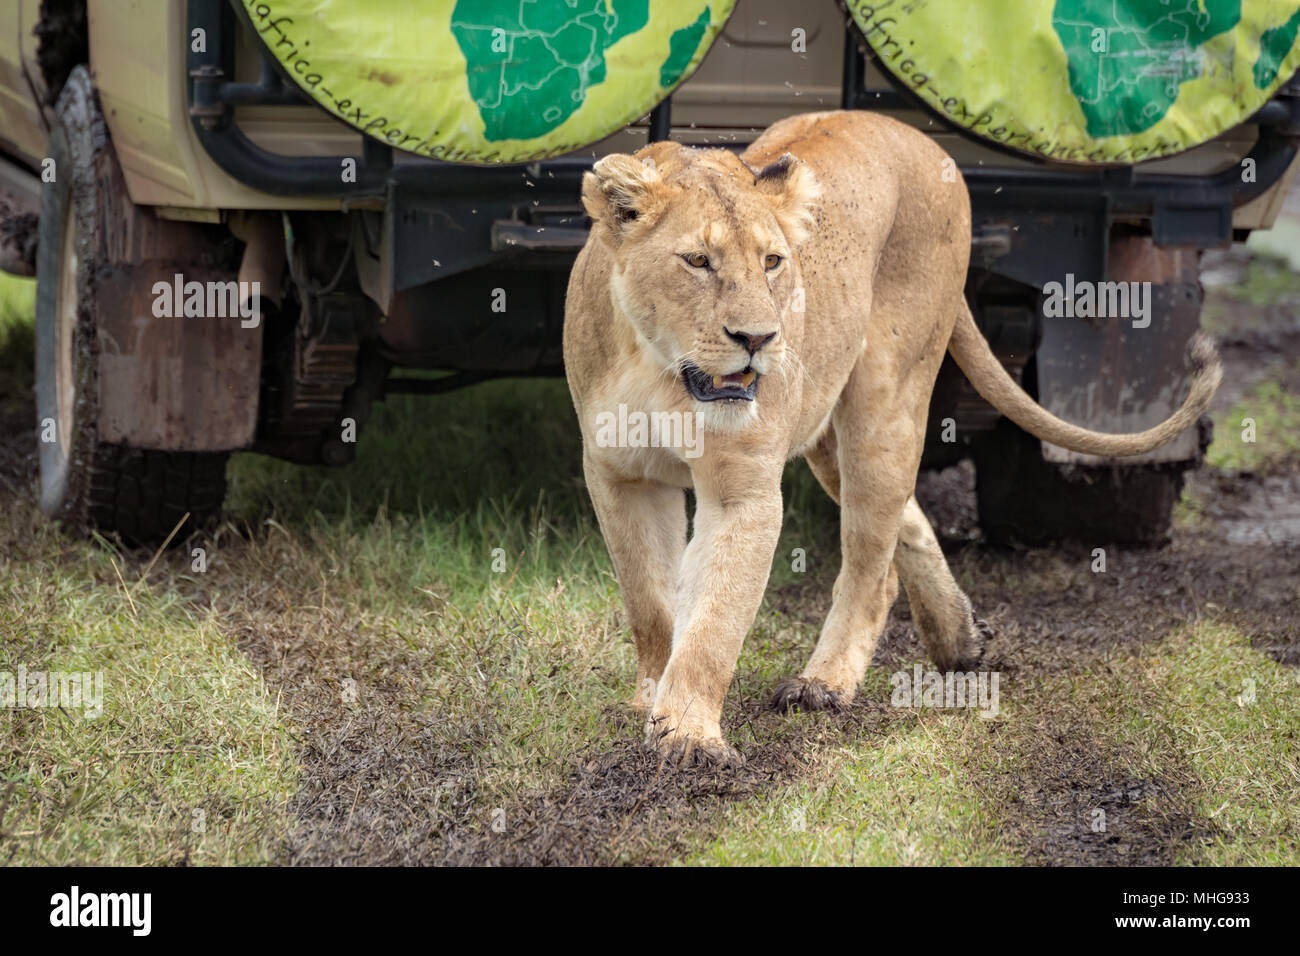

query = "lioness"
563;110;1219;767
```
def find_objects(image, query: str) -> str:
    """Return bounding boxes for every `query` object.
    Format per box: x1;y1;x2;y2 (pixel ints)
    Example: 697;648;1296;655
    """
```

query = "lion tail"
946;300;1221;458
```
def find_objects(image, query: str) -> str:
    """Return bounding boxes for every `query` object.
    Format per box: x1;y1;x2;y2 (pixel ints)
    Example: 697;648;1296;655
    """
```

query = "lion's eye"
764;253;783;271
683;252;710;269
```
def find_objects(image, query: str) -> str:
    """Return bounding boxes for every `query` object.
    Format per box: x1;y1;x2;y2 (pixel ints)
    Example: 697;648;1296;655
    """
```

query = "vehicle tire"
972;417;1189;547
35;66;227;544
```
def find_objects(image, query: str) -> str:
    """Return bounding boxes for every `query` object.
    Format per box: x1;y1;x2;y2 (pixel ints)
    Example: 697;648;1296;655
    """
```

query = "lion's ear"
582;154;667;246
752;153;820;247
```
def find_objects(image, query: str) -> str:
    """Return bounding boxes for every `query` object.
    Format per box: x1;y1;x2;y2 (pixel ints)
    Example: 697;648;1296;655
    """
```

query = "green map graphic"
1254;7;1300;87
1053;0;1300;138
1052;0;1242;137
661;6;711;87
451;0;711;142
849;0;1300;162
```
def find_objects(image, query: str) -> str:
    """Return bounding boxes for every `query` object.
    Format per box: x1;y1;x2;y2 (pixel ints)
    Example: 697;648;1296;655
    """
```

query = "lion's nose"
724;327;778;354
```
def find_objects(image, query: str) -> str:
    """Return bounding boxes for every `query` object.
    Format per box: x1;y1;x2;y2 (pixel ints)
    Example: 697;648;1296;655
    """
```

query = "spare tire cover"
240;0;734;164
845;0;1300;164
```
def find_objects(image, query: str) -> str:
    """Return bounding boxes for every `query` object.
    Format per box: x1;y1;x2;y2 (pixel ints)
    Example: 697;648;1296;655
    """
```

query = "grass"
1217;256;1300;309
0;273;35;403
0;273;35;334
1206;378;1300;473
1156;622;1300;865
0;504;297;864
685;620;1300;866
1202;252;1300;335
2;272;296;863
688;686;1019;866
1;262;1297;864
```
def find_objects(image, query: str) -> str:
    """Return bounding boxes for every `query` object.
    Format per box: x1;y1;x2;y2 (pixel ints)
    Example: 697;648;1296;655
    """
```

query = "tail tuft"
1188;330;1222;378
1186;330;1223;405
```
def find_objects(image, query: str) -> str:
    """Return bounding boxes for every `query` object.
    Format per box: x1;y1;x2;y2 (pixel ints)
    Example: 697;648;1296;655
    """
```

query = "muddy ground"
3;249;1297;867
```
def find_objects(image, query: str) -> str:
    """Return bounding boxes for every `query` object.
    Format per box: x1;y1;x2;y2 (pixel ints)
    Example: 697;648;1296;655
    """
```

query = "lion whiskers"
772;347;814;392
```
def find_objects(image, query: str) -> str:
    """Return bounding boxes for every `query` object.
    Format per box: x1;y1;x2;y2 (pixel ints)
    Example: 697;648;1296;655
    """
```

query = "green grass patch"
687;615;1298;866
689;702;1017;865
0;273;35;408
1201;253;1300;335
1206;378;1300;472
1217;255;1300;308
1155;622;1300;865
0;509;297;865
0;272;35;336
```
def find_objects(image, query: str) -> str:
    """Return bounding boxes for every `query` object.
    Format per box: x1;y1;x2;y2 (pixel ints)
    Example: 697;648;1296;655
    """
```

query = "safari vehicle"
1;0;1298;545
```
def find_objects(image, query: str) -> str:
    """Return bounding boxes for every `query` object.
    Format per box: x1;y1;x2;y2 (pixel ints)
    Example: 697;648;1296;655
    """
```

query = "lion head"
581;143;820;420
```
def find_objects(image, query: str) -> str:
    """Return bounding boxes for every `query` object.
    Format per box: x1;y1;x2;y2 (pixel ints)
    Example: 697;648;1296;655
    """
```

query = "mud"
233;617;482;866
34;0;88;104
964;687;1214;865
441;698;910;866
0;205;38;277
440;728;797;867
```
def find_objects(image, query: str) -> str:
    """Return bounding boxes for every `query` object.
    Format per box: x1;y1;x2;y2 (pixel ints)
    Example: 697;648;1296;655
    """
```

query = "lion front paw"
770;676;848;713
645;715;744;770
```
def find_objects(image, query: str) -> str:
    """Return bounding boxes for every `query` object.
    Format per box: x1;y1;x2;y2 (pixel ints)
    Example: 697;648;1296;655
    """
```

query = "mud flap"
1036;235;1204;466
86;92;259;451
95;263;260;451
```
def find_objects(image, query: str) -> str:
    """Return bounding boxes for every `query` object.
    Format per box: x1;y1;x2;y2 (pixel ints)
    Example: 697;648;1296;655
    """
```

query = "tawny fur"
563;111;1219;767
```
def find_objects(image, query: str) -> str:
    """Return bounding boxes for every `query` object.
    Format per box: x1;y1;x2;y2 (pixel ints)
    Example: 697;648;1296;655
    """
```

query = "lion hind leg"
773;380;922;711
893;498;989;671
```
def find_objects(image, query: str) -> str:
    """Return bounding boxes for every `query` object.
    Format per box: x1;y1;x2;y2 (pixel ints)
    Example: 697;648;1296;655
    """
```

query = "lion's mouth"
682;362;759;402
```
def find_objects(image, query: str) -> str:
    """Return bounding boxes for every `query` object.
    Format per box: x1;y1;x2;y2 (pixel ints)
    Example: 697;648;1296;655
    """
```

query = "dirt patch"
915;460;981;545
441;696;910;866
440;731;793;866
34;0;88;104
974;705;1214;865
893;458;1300;674
1196;468;1300;548
0;205;38;277
230;611;483;866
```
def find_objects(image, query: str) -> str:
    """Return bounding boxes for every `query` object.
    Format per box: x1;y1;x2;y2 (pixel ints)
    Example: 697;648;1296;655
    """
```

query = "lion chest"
585;401;698;488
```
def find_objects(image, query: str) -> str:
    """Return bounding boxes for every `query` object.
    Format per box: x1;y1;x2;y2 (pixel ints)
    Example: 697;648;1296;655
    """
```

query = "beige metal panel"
672;0;843;128
240;108;364;156
0;1;48;166
228;18;364;158
88;0;341;210
1234;153;1300;230
88;1;194;203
